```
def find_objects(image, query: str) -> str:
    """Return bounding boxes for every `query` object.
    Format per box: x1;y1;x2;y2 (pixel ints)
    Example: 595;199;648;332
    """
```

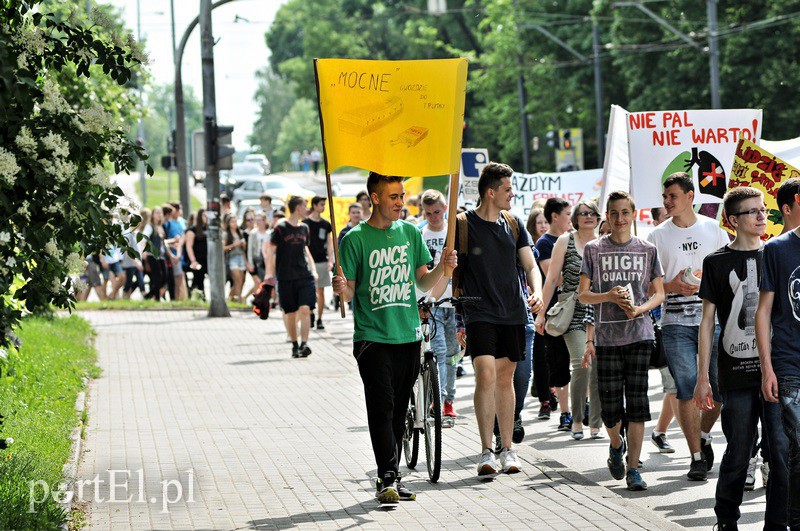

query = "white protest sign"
627;109;763;209
509;169;602;217
599;105;631;213
457;169;604;215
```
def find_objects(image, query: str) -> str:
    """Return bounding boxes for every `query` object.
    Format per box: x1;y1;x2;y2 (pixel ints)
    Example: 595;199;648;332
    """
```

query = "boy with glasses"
695;187;788;530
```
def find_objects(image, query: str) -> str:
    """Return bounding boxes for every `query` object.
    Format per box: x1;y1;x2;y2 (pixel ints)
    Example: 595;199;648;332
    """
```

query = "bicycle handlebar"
417;296;481;309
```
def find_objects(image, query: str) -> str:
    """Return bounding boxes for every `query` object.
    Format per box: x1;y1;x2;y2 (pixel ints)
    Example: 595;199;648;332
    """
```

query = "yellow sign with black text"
314;58;468;177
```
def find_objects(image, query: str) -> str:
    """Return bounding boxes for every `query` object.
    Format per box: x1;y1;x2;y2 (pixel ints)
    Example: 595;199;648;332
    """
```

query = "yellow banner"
724;137;800;239
315;58;468;177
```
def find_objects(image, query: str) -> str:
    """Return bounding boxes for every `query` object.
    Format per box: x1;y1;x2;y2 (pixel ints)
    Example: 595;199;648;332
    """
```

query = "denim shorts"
662;324;720;401
227;253;246;271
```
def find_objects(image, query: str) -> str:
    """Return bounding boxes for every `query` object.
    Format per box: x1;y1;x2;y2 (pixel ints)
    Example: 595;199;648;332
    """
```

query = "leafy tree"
596;0;800;140
261;0;483;161
258;0;800;175
141;83;204;167
47;1;144;131
0;2;150;349
274;99;322;169
248;68;297;167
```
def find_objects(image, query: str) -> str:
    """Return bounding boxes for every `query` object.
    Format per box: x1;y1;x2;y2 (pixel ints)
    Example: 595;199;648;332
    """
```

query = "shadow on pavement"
227;359;286;366
247;500;396;530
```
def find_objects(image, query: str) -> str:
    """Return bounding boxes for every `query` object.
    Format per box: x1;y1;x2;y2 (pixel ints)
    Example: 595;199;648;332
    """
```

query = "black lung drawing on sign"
661;148;726;199
684;147;727;199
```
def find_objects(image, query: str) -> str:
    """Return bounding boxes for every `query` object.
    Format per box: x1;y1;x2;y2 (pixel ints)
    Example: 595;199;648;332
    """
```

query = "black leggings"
544;332;571;388
145;257;167;300
190;266;206;294
531;330;551;401
354;340;420;478
123;267;145;295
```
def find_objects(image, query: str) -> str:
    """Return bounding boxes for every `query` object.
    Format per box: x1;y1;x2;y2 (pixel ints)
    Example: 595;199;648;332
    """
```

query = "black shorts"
544;333;571;388
465;322;525;362
277;277;316;314
596;341;652;427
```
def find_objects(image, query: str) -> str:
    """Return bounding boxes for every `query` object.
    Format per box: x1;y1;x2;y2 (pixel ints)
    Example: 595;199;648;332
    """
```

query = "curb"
74;306;251;313
61;382;87;529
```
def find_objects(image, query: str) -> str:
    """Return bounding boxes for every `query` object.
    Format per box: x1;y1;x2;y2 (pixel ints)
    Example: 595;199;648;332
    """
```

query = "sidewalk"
74;310;719;529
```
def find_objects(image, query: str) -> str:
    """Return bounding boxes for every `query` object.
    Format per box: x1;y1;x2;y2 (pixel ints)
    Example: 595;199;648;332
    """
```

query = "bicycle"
403;295;480;483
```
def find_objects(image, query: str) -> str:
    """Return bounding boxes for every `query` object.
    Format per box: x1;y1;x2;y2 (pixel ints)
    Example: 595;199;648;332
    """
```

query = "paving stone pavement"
75;309;693;530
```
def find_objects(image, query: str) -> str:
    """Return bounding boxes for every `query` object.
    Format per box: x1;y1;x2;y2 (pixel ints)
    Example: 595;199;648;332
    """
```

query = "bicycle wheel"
423;357;442;482
403;389;419;469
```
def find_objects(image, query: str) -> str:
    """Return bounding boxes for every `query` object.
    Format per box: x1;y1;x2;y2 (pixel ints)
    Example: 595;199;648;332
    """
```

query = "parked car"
232;175;317;204
222;162;266;195
235;198;285;220
244;153;271;174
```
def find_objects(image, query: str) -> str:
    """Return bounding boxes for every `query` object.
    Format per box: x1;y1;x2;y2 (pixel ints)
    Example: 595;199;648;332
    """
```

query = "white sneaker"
745;457;757;491
477;448;499;477
499;448;522;474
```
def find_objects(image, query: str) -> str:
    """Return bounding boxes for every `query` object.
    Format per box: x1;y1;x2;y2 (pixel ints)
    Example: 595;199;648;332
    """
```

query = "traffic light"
161;130;177;170
168;129;176;155
213;123;235;171
559;129;572;150
546;130;556;148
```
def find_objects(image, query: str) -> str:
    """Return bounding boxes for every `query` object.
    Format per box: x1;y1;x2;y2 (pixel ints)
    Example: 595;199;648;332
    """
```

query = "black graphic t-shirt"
303;217;332;263
699;246;762;391
455;210;533;326
761;231;800;380
270;220;313;282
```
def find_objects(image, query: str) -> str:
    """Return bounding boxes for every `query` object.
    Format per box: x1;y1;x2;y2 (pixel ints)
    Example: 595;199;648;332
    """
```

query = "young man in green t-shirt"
332;172;456;504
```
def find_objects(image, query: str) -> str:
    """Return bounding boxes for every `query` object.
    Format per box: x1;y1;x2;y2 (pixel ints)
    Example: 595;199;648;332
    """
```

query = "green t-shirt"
339;220;433;344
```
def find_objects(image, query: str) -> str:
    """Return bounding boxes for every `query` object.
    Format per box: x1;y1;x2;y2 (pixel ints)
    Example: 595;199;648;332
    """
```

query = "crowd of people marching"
76;194;286;304
81;164;800;529
322;166;799;531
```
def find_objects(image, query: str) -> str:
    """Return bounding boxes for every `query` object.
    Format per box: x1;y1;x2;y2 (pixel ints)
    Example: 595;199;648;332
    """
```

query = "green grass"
74;299;250;311
0;315;101;529
135;169;203;211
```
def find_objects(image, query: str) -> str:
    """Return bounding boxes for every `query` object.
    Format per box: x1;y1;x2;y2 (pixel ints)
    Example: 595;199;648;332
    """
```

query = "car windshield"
231;164;263;176
264;181;286;190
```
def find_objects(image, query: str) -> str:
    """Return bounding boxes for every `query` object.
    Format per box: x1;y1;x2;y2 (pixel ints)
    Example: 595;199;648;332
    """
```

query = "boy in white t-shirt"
416;189;460;417
646;172;730;481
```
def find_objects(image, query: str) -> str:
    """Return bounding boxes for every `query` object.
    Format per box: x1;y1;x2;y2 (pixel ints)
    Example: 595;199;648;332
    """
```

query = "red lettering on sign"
629;112;657;130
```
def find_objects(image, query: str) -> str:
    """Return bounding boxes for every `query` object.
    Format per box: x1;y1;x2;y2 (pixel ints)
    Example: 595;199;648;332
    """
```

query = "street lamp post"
174;0;238;220
199;0;230;317
136;0;146;206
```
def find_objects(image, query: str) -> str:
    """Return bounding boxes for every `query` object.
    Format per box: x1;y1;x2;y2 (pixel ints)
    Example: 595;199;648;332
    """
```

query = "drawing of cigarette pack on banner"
391;126;429;147
338;97;404;137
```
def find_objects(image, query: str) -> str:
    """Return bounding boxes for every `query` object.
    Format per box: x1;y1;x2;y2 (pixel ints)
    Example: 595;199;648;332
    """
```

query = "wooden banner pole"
313;59;346;318
325;172;345;318
444;172;460;276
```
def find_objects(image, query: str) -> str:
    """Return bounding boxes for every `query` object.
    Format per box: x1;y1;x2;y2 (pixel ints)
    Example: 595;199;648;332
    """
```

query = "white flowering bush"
0;2;152;348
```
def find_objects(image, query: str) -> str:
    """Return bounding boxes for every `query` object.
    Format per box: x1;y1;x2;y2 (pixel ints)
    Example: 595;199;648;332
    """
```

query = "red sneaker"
443;399;457;418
